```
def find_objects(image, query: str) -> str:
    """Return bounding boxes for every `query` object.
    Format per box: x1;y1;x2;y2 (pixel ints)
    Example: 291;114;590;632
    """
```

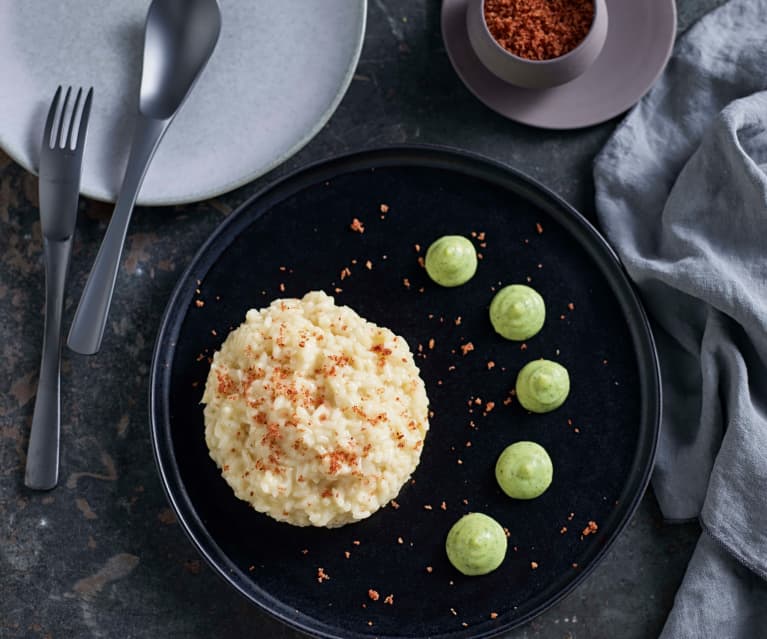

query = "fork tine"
74;88;94;152
43;86;62;150
65;88;83;150
56;87;72;148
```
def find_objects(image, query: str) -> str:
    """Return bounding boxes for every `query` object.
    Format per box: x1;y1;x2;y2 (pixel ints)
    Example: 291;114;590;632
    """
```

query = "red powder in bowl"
484;0;595;61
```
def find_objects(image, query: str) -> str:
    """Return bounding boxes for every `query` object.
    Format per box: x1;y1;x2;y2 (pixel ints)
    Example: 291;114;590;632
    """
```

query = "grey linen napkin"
593;0;767;635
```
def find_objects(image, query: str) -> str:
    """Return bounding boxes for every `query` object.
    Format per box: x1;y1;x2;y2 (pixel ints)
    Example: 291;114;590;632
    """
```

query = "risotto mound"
202;291;429;527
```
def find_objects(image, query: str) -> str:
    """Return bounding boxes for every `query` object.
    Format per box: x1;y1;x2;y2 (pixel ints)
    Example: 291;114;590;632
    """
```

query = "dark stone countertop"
1;1;726;637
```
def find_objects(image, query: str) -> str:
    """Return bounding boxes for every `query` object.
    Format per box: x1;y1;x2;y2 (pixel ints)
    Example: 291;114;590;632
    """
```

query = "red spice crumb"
572;562;579;568
426;565;433;573
279;283;285;292
414;243;421;252
353;540;361;546
462;498;469;505
344;551;351;559
462;622;469;628
484;0;594;61
423;504;433;511
428;338;435;350
367;621;373;627
211;329;217;336
465;441;472;448
440;501;447;511
531;561;539;570
455;316;462;326
477;253;484;260
487;361;495;370
448;365;456;371
460;342;475;356
368;589;380;601
317;567;330;583
397;537;404;544
490;612;499;619
365;260;373;270
568;302;575;311
457;459;463;465
536;222;544;234
248;565;255;572
520;343;527;351
574;428;580;433
582;520;599;536
503;527;511;538
301;549;309;555
560;314;566;320
195;299;204;308
380;203;389;213
485;401;496;412
350;218;365;233
403;278;411;289
334;287;343;294
560;526;568;534
567;512;575;521
390;500;400;509
340;267;351;280
603;359;609;365
384;594;394;605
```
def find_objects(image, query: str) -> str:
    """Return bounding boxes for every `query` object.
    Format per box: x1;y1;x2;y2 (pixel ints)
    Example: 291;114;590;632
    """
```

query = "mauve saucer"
442;0;676;130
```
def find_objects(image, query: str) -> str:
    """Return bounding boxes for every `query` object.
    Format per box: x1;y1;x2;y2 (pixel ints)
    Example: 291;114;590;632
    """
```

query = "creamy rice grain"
202;291;429;527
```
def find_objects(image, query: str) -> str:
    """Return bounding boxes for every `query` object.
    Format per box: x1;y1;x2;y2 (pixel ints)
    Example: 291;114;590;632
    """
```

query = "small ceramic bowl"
466;0;608;89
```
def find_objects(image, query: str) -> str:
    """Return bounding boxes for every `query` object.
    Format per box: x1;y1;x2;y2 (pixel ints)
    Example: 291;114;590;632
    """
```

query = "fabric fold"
593;1;767;636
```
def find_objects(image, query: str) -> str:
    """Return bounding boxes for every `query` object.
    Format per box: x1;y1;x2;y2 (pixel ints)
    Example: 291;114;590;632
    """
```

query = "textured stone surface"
1;1;726;637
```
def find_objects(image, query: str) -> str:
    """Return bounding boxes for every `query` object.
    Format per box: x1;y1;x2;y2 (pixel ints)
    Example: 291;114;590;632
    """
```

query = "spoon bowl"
141;0;222;119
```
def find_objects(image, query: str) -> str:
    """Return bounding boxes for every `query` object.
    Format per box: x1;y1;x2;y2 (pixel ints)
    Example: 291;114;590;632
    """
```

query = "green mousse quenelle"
515;359;570;413
445;513;507;576
489;284;545;341
495;441;553;500
424;235;477;287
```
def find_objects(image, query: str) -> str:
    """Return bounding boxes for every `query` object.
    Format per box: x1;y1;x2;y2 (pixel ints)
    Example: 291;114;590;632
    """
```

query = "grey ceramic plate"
442;0;676;129
0;0;366;205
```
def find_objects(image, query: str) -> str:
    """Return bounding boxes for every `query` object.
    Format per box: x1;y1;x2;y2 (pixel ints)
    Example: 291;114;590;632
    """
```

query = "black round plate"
150;147;660;639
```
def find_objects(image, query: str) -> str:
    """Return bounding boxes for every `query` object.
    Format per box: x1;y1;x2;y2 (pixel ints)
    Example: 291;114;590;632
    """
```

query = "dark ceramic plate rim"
149;146;661;639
